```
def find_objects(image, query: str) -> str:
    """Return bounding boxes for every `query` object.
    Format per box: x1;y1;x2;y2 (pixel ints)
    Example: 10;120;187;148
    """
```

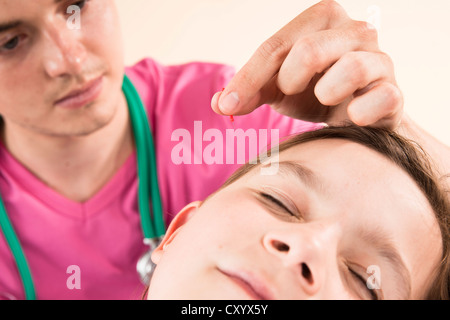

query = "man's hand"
211;0;403;129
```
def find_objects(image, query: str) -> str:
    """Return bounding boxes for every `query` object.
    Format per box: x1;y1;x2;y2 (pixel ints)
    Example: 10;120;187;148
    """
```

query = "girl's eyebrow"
266;161;324;194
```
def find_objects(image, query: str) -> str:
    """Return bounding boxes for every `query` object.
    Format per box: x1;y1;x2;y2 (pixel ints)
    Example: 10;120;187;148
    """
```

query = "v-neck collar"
0;140;137;219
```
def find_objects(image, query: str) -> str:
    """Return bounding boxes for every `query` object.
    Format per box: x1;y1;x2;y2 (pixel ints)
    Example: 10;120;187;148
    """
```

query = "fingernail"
219;92;240;114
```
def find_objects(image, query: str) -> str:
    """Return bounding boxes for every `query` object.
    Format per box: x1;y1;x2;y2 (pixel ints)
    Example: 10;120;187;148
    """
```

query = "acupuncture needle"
222;88;235;126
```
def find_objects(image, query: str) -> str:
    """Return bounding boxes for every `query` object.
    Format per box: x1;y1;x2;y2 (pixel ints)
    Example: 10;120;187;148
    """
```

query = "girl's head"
147;125;449;300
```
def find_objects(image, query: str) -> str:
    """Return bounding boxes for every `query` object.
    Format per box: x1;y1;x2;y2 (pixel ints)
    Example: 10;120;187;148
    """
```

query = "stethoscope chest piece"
136;238;162;285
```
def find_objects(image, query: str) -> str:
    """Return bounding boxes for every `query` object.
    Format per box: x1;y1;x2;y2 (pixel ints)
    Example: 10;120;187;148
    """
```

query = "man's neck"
1;94;134;203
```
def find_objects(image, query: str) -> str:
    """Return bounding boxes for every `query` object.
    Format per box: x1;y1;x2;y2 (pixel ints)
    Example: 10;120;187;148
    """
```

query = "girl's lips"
54;76;103;109
218;268;274;300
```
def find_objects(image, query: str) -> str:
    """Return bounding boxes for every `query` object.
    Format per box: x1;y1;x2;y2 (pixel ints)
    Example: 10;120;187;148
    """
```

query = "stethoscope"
0;75;166;300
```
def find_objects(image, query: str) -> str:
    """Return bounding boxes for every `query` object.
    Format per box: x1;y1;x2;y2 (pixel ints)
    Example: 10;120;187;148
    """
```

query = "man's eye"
73;0;87;9
67;0;89;12
2;36;20;51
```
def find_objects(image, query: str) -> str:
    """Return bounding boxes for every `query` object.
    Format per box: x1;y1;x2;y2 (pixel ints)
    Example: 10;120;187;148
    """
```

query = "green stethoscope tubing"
0;75;165;300
123;75;165;240
0;198;35;300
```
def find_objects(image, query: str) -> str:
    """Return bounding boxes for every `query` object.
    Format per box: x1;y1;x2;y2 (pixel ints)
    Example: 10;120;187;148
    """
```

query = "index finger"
213;0;349;116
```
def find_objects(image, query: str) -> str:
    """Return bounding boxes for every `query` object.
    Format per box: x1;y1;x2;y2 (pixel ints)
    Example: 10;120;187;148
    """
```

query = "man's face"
148;139;442;300
0;0;124;136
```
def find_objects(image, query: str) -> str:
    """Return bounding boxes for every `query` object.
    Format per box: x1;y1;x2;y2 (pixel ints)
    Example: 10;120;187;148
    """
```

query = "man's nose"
262;221;341;297
41;20;87;78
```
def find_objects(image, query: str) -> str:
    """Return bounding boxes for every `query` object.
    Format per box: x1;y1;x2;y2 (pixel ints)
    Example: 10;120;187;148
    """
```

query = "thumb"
211;72;279;116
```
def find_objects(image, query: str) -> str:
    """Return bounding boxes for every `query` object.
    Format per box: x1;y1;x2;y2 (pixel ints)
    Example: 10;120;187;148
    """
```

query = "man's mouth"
54;76;103;109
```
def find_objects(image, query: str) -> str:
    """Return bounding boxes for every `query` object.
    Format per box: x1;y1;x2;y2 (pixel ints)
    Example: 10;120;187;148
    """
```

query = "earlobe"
151;201;202;263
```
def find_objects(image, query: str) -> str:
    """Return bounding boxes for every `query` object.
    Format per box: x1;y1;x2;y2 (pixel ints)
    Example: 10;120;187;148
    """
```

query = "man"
0;0;447;299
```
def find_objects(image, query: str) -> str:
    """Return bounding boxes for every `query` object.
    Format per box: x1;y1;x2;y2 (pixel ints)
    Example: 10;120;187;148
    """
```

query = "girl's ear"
151;201;202;264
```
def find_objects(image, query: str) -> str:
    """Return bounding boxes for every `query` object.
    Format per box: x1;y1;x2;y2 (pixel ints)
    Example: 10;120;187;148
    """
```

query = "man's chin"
40;118;114;138
23;112;116;138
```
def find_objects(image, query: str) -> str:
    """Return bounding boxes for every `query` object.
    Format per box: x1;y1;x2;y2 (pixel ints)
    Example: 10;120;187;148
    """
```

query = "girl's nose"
262;222;341;297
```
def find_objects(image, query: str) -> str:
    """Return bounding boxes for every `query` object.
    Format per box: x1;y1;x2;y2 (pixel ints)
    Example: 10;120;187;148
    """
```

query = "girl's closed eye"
346;263;381;300
254;189;303;222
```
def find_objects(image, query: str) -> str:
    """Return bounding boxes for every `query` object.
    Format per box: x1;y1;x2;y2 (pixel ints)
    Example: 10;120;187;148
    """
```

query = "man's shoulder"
125;57;235;86
124;58;236;123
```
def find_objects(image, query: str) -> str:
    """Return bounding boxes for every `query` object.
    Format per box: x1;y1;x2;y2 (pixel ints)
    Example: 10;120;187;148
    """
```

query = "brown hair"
221;124;450;300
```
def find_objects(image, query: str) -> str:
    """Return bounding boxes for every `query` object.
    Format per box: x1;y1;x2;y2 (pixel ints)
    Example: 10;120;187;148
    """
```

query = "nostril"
272;240;290;252
301;263;313;284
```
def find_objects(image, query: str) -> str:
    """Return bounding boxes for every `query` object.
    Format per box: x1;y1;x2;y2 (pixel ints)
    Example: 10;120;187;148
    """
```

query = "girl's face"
148;139;442;300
